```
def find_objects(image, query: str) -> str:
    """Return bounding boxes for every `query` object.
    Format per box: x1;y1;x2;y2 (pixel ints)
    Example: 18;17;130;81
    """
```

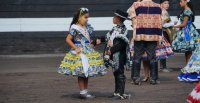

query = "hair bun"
160;0;169;3
80;8;89;12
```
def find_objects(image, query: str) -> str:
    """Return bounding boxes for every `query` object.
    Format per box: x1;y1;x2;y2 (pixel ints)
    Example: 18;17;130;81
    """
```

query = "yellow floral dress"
58;24;106;77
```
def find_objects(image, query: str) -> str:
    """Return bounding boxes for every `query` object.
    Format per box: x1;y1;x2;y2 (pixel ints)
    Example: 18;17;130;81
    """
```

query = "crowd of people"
57;0;200;102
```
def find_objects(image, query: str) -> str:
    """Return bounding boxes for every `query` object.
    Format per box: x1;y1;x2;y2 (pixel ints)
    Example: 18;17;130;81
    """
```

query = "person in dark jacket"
104;10;130;100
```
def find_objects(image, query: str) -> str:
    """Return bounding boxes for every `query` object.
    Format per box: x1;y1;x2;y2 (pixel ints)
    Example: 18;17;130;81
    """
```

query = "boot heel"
149;79;157;85
133;78;141;85
134;81;141;85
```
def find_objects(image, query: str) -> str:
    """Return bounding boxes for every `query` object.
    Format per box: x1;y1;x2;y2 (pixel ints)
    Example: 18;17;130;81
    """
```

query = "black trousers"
131;41;158;80
160;59;167;69
114;68;126;95
113;52;126;95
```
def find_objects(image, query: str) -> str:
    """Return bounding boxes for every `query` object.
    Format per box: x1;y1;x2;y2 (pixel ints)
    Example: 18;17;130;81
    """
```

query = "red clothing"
187;82;200;103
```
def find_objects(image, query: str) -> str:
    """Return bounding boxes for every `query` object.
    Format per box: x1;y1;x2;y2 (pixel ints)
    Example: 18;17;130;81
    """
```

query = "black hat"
114;9;129;20
160;0;169;3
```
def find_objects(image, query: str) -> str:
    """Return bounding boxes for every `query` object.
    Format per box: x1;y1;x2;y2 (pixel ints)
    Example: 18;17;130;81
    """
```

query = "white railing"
0;16;199;32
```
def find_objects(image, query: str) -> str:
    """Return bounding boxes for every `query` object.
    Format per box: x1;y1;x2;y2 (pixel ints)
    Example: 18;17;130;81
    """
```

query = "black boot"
131;61;141;85
80;92;96;99
150;61;158;85
118;74;126;96
160;59;171;72
112;74;127;100
113;72;119;96
160;59;167;69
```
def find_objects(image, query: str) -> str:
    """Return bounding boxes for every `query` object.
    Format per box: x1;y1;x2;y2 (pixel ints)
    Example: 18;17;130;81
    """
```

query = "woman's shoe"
142;77;149;82
80;92;96;99
133;78;141;85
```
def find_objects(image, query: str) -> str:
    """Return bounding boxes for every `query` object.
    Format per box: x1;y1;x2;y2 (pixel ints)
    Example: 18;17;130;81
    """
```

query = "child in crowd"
172;0;199;63
159;0;175;72
58;8;106;99
175;0;200;82
104;10;130;100
161;1;200;102
186;38;200;103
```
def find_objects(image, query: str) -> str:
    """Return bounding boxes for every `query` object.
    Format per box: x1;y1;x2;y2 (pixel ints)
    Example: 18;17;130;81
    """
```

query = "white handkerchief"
163;20;174;28
80;53;90;77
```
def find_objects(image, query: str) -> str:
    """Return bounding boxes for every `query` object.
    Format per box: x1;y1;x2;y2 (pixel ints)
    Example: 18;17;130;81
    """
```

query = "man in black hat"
104;9;130;100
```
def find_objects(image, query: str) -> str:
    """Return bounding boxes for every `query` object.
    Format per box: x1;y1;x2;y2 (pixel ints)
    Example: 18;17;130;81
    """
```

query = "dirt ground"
0;54;195;103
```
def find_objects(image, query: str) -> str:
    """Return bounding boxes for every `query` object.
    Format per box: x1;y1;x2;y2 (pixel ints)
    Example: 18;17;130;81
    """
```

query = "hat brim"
114;12;131;20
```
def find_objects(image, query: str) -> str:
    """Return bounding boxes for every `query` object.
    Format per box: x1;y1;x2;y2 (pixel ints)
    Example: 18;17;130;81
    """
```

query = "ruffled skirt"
58;51;107;77
178;45;200;82
142;37;174;60
172;25;199;52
